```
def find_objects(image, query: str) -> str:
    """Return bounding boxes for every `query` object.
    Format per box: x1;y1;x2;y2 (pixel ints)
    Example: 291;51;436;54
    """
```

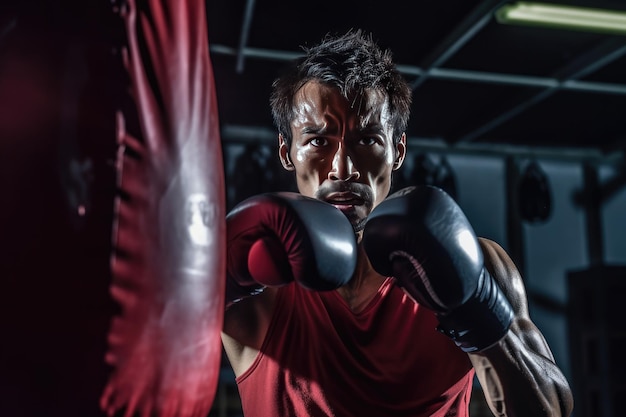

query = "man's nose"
328;145;360;181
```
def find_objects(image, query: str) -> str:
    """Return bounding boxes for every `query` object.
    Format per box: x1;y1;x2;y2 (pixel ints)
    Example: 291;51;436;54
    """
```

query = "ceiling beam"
235;0;256;73
211;43;626;96
410;0;509;90
456;38;626;144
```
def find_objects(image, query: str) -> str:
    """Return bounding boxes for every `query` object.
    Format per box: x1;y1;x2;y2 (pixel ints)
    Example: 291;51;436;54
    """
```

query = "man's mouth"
324;192;364;210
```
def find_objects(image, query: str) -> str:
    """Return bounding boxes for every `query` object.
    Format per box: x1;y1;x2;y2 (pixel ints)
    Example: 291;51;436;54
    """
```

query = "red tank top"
236;278;474;417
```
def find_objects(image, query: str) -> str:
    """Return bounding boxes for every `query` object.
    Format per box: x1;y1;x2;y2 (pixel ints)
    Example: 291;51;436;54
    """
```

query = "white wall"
600;164;626;264
448;154;507;246
522;161;589;383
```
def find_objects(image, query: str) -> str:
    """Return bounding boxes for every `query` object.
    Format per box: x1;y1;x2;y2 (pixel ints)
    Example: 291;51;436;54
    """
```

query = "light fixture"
496;2;626;36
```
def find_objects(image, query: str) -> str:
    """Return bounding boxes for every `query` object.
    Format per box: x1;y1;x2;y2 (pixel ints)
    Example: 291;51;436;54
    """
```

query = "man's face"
279;81;406;231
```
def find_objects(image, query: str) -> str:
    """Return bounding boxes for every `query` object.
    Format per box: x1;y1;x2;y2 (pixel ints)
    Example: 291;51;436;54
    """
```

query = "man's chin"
336;208;367;233
351;217;366;233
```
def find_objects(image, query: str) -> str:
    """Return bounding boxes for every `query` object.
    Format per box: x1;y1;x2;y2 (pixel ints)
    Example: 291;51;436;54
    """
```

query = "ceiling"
1;0;625;162
206;0;626;161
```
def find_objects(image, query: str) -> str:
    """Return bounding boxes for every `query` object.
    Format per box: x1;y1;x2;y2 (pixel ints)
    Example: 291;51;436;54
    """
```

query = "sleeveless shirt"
236;278;474;416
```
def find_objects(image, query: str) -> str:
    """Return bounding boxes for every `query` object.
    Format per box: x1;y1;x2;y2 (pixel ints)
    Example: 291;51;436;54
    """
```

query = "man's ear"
393;133;407;171
278;134;294;171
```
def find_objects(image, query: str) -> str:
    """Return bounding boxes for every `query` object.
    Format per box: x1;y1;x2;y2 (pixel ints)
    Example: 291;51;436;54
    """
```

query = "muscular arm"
470;238;574;417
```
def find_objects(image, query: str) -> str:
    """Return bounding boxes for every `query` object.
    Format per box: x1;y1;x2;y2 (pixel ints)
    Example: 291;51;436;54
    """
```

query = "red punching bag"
100;0;225;416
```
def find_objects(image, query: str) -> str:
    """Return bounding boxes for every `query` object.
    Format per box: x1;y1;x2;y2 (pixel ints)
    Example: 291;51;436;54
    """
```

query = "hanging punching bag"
100;0;225;416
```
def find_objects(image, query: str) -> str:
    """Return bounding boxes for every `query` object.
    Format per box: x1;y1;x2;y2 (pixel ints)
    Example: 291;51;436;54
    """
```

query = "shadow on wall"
392;153;458;200
226;142;297;210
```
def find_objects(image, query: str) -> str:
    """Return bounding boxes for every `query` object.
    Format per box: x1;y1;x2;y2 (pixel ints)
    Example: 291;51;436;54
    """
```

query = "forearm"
469;321;574;417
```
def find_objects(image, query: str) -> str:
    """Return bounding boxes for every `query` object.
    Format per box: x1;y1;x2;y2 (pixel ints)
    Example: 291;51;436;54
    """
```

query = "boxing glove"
363;186;514;352
226;192;357;306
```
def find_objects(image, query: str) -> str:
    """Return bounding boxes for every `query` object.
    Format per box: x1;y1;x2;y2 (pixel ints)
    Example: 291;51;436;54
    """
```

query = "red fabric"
101;0;226;416
237;278;474;417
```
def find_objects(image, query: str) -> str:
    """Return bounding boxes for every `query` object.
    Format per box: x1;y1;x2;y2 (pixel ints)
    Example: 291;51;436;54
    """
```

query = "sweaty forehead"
292;81;391;129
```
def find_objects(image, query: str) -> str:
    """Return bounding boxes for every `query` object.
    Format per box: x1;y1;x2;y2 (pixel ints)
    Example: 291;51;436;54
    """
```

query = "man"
222;30;573;417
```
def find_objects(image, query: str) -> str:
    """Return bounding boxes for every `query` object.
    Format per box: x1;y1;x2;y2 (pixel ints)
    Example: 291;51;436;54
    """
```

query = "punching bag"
100;0;226;416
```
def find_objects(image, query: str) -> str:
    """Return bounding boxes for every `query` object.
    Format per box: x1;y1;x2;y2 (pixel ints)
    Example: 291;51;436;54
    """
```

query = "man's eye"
310;138;328;147
359;137;378;146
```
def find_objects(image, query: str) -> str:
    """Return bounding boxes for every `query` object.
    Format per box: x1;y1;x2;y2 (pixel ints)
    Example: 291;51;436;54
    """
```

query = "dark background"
206;0;626;153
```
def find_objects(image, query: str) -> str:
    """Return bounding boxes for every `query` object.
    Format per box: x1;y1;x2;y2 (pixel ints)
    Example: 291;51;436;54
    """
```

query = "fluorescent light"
496;2;626;35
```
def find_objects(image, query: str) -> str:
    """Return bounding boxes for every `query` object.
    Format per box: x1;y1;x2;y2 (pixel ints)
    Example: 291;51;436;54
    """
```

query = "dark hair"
270;29;412;148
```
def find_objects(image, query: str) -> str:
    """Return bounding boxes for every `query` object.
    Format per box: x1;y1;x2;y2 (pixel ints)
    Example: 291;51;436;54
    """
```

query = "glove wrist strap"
436;269;514;353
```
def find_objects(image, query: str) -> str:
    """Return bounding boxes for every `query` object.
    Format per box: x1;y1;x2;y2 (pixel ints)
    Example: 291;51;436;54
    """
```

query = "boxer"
222;30;574;417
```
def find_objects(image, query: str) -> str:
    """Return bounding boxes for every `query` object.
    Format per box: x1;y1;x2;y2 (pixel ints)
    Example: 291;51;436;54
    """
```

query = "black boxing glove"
226;192;357;306
363;186;514;352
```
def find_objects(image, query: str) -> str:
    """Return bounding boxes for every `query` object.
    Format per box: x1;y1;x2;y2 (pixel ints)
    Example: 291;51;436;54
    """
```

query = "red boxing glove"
226;192;357;306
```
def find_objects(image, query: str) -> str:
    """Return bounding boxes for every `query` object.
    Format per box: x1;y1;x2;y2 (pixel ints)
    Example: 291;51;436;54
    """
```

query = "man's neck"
336;243;387;312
